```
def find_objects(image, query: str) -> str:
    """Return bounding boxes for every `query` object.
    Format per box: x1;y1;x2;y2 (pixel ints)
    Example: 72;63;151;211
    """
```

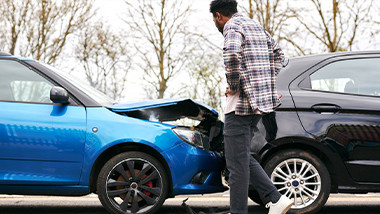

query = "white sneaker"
266;195;294;214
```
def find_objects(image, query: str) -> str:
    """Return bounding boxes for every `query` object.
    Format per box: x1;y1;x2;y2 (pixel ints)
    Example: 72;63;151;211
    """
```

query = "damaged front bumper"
162;141;227;195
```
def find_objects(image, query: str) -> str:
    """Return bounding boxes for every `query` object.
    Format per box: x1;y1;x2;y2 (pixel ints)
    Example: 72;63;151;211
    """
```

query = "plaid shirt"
223;13;284;115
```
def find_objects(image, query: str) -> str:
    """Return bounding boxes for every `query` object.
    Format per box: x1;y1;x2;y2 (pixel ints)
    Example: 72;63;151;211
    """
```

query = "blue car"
0;52;226;214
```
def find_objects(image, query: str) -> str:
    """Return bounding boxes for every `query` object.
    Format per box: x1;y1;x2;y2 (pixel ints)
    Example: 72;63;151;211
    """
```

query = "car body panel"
0;101;86;185
0;185;90;196
80;106;181;187
256;51;380;194
289;54;380;184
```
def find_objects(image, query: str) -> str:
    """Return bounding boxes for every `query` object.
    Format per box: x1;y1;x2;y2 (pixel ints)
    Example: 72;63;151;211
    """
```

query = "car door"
289;55;380;183
0;59;86;185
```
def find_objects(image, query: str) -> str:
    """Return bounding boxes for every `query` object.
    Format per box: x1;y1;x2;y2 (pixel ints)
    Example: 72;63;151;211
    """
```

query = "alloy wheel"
270;158;322;209
105;158;163;213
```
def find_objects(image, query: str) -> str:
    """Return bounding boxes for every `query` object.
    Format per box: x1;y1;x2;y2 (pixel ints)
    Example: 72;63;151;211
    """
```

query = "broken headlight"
172;127;209;149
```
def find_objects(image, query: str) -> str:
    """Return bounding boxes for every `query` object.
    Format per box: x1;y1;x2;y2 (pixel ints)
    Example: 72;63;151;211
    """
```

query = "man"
209;0;294;214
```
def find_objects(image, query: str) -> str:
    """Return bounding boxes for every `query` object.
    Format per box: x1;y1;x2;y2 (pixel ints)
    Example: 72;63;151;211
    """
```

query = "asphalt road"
1;192;380;214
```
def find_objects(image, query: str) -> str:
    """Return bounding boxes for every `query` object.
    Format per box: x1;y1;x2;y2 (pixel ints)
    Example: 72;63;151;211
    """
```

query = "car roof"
289;50;380;65
0;52;34;61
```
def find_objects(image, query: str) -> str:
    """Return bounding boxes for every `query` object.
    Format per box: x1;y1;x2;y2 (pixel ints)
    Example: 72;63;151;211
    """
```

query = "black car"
248;51;380;214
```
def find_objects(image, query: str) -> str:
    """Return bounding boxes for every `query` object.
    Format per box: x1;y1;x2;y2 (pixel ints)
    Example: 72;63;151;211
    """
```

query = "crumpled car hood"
108;98;224;152
108;98;219;122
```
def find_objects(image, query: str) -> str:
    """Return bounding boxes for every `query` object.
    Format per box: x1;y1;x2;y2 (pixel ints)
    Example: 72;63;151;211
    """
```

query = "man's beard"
216;21;223;34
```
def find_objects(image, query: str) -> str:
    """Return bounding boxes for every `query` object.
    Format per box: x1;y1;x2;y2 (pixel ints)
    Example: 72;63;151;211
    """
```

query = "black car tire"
249;150;330;214
97;152;168;214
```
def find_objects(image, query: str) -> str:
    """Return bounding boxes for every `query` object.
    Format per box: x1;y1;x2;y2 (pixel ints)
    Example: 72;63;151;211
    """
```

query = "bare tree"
0;0;94;64
373;2;380;46
0;0;31;54
75;22;131;101
291;0;375;54
239;0;294;40
181;52;225;114
124;0;194;99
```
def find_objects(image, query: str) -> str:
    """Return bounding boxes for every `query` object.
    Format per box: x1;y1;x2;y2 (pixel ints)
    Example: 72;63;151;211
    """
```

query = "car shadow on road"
0;204;380;214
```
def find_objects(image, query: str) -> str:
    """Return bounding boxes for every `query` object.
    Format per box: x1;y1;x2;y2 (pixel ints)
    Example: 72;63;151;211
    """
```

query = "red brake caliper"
143;181;153;196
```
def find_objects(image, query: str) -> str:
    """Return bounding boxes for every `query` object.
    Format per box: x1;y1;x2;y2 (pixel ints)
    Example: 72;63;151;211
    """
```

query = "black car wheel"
249;150;330;214
97;152;168;214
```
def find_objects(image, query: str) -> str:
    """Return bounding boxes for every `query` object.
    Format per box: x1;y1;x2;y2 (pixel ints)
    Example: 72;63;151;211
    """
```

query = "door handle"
311;104;341;114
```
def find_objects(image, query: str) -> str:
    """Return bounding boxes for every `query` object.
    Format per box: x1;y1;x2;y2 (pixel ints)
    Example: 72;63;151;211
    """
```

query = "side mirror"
50;86;69;104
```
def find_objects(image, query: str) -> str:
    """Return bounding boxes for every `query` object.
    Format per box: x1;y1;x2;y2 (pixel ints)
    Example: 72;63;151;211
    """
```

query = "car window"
0;60;54;103
37;62;116;106
310;58;380;96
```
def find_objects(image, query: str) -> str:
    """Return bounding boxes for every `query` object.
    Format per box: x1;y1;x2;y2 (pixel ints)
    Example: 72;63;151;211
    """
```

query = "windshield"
37;62;115;106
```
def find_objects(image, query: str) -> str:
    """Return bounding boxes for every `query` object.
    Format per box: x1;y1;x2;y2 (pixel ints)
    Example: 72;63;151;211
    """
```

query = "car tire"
97;151;168;214
249;150;330;214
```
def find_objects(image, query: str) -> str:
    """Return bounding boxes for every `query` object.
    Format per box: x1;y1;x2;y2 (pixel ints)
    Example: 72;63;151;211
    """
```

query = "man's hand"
225;86;237;97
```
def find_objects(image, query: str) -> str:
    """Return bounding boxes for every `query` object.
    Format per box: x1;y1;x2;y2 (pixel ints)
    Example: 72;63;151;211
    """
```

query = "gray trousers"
224;112;278;214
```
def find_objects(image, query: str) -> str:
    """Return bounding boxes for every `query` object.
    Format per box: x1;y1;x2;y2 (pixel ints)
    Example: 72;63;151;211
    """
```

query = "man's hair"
209;0;238;17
